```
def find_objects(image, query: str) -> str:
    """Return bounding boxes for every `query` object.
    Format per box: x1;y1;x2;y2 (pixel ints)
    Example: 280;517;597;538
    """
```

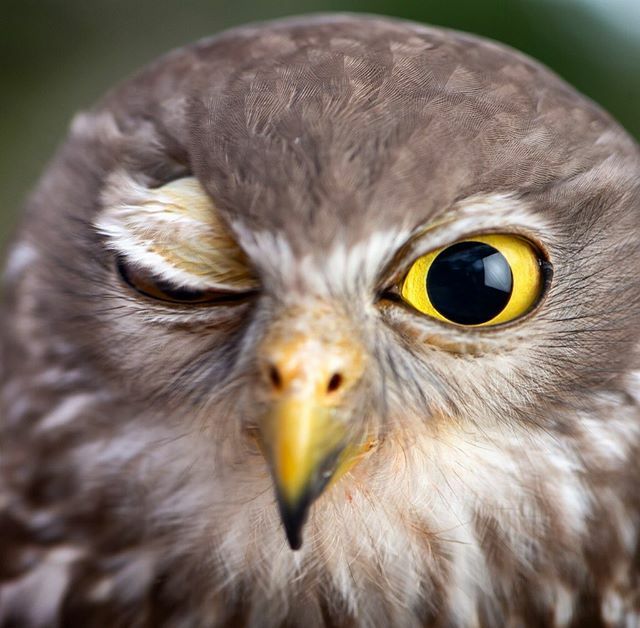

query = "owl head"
3;14;640;626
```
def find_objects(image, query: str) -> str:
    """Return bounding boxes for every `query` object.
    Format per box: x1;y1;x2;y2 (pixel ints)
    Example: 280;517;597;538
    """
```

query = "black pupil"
426;241;513;325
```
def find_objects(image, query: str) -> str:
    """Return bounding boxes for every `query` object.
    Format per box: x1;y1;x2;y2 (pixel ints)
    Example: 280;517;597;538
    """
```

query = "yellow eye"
400;234;545;327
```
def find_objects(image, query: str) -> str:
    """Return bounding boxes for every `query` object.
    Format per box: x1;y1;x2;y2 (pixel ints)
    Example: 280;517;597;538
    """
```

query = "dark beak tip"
278;494;312;551
274;453;339;551
286;527;303;551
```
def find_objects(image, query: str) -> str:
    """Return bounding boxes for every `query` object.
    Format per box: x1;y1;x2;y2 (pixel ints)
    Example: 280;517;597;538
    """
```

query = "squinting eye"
400;234;547;326
117;258;253;305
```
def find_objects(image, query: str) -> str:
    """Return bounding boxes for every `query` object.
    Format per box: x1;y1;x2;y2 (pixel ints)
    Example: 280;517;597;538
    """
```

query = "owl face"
95;171;560;546
3;14;640;626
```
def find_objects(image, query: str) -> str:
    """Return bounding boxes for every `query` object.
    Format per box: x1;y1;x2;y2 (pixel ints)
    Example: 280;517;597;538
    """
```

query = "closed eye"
116;257;257;305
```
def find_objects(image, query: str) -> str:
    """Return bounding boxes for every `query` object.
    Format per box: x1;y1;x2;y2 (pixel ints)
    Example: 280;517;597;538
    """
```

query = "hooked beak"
262;398;347;549
257;308;368;549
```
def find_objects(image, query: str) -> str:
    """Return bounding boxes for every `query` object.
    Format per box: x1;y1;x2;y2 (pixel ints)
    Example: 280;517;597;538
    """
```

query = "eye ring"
400;234;548;327
116;257;256;305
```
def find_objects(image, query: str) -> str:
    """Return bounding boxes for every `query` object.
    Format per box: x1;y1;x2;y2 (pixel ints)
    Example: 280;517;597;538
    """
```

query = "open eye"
117;258;253;305
400;234;548;326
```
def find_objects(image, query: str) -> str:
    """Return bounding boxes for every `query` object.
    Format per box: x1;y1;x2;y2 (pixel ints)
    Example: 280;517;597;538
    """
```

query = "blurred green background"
2;0;639;245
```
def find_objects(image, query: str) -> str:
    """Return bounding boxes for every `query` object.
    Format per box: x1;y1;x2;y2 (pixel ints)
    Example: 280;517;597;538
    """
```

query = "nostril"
327;372;343;394
268;365;282;390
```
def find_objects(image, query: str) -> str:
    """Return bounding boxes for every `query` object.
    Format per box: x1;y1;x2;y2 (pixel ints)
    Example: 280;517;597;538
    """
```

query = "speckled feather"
2;13;640;628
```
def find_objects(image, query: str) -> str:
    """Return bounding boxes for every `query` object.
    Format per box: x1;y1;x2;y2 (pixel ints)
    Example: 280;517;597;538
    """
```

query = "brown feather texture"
2;13;640;627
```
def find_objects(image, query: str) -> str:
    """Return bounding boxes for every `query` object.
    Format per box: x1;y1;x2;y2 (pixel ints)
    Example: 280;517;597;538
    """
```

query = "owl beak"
257;322;366;550
261;399;348;549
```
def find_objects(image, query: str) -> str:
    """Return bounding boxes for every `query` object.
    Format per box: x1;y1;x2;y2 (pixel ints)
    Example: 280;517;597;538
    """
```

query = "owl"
2;12;640;628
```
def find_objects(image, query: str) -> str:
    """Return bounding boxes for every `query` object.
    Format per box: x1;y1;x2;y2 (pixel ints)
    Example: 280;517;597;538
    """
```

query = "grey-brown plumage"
2;13;640;627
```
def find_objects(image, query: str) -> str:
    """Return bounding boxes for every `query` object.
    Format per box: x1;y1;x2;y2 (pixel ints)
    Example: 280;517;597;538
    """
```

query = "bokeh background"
2;0;639;245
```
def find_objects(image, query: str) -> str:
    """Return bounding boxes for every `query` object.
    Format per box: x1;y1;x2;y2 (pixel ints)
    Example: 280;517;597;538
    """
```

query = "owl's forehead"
175;15;615;247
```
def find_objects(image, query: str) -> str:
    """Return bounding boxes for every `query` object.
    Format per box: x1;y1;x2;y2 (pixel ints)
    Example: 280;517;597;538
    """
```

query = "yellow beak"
261;398;348;549
257;307;367;549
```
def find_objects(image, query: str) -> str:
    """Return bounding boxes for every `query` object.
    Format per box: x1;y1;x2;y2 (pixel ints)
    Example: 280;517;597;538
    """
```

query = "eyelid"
116;257;258;305
96;175;259;293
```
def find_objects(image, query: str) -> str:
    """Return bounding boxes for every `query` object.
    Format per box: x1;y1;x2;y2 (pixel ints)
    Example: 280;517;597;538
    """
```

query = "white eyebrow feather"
230;222;411;297
451;192;550;234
